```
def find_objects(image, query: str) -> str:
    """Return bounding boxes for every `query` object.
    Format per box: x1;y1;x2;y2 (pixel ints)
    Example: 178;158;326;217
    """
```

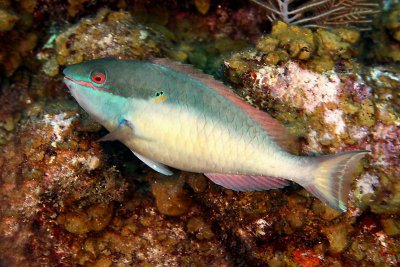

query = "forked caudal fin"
304;150;369;212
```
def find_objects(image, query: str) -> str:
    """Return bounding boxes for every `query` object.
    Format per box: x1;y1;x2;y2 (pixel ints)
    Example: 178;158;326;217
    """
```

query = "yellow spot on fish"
153;91;167;103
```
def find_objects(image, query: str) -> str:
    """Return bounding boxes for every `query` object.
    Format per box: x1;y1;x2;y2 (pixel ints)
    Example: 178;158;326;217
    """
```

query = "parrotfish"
63;58;368;212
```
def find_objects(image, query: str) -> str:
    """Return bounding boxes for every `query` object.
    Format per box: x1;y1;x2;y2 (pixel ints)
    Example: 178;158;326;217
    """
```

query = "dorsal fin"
152;58;300;154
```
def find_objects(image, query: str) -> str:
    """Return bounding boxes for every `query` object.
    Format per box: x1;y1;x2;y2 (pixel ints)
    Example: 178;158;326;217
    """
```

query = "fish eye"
90;71;107;84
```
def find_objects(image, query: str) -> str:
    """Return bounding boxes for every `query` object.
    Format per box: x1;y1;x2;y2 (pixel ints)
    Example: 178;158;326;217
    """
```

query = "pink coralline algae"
250;60;342;113
370;123;400;174
343;76;372;103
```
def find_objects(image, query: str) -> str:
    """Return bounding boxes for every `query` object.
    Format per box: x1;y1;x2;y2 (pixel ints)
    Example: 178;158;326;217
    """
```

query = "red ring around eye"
91;73;106;84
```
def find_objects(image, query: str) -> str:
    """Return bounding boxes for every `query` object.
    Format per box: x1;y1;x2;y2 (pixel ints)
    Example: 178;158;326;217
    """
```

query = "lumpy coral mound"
48;8;165;77
224;22;400;214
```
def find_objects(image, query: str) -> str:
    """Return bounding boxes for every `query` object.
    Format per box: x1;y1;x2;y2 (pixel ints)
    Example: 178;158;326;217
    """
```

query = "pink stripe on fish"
64;76;118;95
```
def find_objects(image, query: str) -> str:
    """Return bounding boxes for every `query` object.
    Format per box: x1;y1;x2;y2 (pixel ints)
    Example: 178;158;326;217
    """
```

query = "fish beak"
64;75;73;82
63;76;75;91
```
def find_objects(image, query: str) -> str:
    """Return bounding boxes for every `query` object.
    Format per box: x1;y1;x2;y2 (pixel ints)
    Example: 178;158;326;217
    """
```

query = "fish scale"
63;58;369;212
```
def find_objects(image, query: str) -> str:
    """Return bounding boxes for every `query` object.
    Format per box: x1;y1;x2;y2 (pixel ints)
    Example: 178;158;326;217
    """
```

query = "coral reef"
150;174;193;216
71;191;230;266
0;97;231;266
194;184;400;266
1;1;399;266
252;21;360;72
38;4;256;77
0;99;128;265
217;19;400;265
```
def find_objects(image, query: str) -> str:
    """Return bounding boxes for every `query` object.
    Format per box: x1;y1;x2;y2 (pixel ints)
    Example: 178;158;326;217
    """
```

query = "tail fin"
304;151;369;212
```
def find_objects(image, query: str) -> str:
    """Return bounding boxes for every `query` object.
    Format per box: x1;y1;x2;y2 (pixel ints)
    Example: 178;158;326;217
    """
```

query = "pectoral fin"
98;130;130;142
132;151;173;176
98;118;149;142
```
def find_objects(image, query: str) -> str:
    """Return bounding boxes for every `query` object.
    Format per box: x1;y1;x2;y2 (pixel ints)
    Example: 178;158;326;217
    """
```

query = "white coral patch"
376;232;388;248
255;218;270;236
324;109;346;134
139;30;148;40
97;33;114;48
370;66;400;87
71;155;101;171
348;126;369;140
256;61;340;113
43;112;77;142
304;129;323;153
356;173;379;196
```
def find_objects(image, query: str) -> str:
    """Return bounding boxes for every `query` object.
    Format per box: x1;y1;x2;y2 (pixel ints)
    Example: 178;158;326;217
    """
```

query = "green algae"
254;21;360;72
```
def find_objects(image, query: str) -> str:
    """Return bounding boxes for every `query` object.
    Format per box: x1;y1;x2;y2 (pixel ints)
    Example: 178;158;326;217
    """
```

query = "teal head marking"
63;58;136;128
63;58;129;98
63;58;172;100
63;58;173;129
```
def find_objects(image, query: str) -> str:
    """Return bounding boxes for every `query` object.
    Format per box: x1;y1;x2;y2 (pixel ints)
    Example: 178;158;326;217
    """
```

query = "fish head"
64;58;169;98
63;58;145;129
64;58;123;103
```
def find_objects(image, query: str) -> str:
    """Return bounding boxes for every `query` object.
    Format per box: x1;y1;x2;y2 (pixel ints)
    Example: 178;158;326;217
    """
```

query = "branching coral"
249;0;381;30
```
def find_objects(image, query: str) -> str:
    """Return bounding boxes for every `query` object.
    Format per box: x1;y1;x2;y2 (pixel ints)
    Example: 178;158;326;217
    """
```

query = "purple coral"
343;76;372;102
370;123;400;172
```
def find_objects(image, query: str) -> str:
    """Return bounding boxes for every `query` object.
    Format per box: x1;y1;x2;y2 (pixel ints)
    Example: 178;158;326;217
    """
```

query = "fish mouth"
63;76;76;91
64;75;74;82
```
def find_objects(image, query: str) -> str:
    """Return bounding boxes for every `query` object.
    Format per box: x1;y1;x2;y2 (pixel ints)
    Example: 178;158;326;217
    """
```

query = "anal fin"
132;151;173;176
204;173;289;191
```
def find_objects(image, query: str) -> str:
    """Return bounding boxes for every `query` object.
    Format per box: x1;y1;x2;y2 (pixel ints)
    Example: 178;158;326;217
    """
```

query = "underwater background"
0;0;399;266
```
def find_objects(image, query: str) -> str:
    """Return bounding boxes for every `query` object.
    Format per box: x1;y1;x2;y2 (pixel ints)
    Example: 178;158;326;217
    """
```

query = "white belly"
120;99;308;180
123;100;268;174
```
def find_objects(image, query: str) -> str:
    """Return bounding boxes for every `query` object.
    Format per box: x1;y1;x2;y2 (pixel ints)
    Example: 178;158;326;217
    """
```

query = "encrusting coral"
0;99;128;265
51;8;165;77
